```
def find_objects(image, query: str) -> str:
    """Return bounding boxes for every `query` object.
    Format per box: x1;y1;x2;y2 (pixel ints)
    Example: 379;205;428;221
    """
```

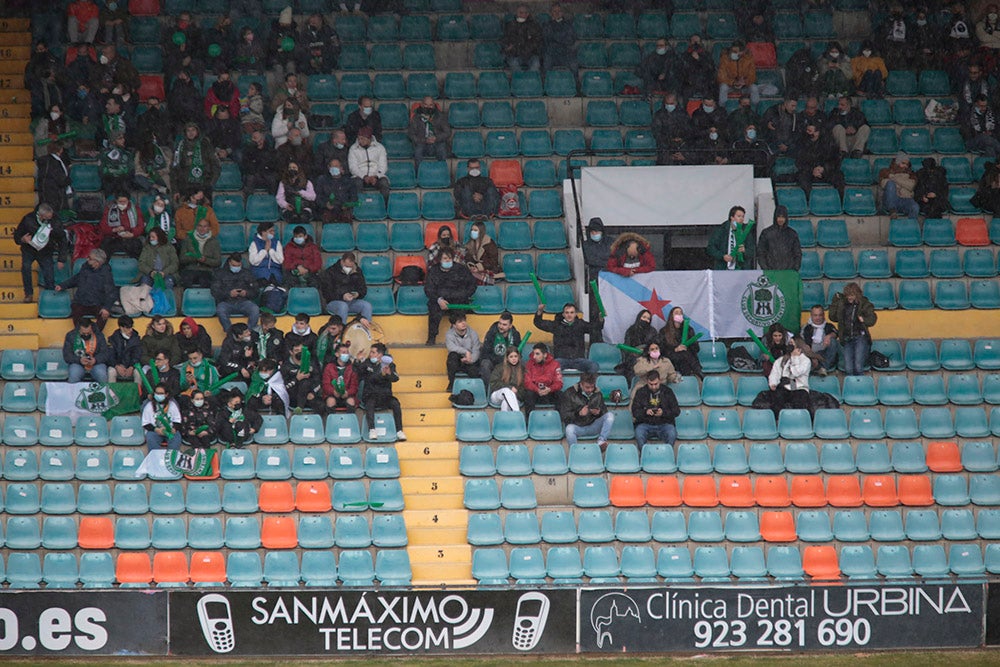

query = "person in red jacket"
283;224;323;288
67;0;100;44
203;70;241;119
99;193;145;258
606;232;656;276
523;342;563;413
321;342;359;414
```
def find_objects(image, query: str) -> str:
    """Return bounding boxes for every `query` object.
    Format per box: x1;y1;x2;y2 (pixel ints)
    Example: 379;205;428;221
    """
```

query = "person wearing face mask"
67;0;100;46
242;130;280;193
344;96;384;145
828;282;876;376
239;82;267;135
424;248;477;345
142;383;183;452
136;96;172;148
542;3;579;79
659;306;704;378
97;0;126;46
444;311;481;392
248;220;285;286
215;389;262;448
756;205;801;271
320;252;373;328
358;342;406;441
283;226;323;288
631;342;682;396
606;233;656;276
818;41;853;98
850;42;888;99
218;322;261;381
727;95;758;136
908;10;940;73
829;96;871;158
175;190;220;241
175;317;213;359
407;95;451;169
92;45;139;99
321;342;359;414
315;157;359;223
652;92;695;165
348;126;391;203
135;135;172;195
427;224;462;266
276;162;317;226
107;315;142;384
463;220;503;285
283;341;322;412
234;27;266;75
63;317;111;383
914;157;950;219
180;348;220;397
502;4;543;72
730;122;773;177
99;132;135;194
55;249;116;331
138;227;179;289
977;4;1000;54
681;34;717;100
533;302;602;374
179;217;222;288
171;123;220;199
795;123;845;196
246;359;290;417
99;193;144;258
15;203;67;303
275;127;313;174
284;313;317;352
619;310;659;384
638;38;679;97
167;71;203;134
717;40;760;106
454;159;501;218
582;217;613;281
207;106;242;163
204;70;240;120
735;0;775;42
141;350;182;398
272;98;311;149
266;7;301;86
144;195;174;244
34;104;69;156
314;130;351;179
180;390;217;449
695;123;731;165
212;252;261;331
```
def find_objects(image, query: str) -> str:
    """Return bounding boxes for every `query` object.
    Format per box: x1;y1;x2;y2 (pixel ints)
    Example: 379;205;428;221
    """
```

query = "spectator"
632;370;680;449
357;342;406;441
728;95;759;135
179;348;220;397
344;96;383;145
267;7;301;85
257;312;286;361
270;73;310;114
245;359;288;417
320;251;372;326
879;4;913;71
215;389;261;448
978;4;1000;59
233;27;265;74
828;282;876;376
717;40;759;106
619;310;658;384
524;342;563;413
909;8;941;73
321;341;359;414
212;252;260;332
962;95;1000;158
67;0;99;45
695;123;731;165
851;41;888;98
407;96;450;169
736;0;775;42
915;157;950;219
314;315;346;367
299;13;342;75
463;220;502;284
274;132;315;180
138;227;178;288
817;41;853;98
248;221;285;294
282;339;320;412
174;190;219;242
180;390;217;449
444;311;480;391
972;161;1000;215
164;22;203;83
765;338;813;416
762;322;794;377
489;347;526;412
217;323;260;381
99;132;133;193
348;126;390;203
542;3;578;78
141;315;182;366
283;225;323;288
454;159;500;218
801;304;839;374
731;123;773;177
631;342;682;395
202;16;234;73
680;35;716;100
135;136;171;195
314;129;350;178
99;192;144;258
176;317;213;360
428;223;462;269
660;306;703;378
582;217;613;281
878;154;920;219
284;312;316;352
171;123;220;198
606;232;656;276
94;45;140;100
707;205;756;270
167;70;202;134
240;81;267;133
638;38;679;97
796;123;845;196
690;97;729;143
756;205;801;271
206;107;241;163
97;96;127;149
107;315;141;384
314;157;358;223
830;96;871;158
276;162;316;226
560;372;614;449
143;196;174;246
55;249;115;330
503;4;543;72
36;141;71;213
651;92;694;165
15;203;66;303
761;97;802;159
272;98;310;149
33;82;67;145
425;248;477;344
479;311;522;381
204;70;240;120
533;302;601;374
142;383;183;452
242;131;280;193
63;316;109;383
798;95;827;130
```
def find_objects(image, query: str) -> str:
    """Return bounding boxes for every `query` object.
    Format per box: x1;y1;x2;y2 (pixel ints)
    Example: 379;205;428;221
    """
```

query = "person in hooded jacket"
175;317;213;359
606;232;656;276
619;309;659;383
425;248;477;345
582;217;613;281
283;225;323;288
218;323;260;381
322;340;359;413
915;157;950;218
215;389;262;448
828;282;876;376
141;316;182;366
358;342;406;441
282;339;321;412
284;313;318;352
756;205;801;271
320;252;372;326
314;156;358;223
659;306;703;378
203;70;240;119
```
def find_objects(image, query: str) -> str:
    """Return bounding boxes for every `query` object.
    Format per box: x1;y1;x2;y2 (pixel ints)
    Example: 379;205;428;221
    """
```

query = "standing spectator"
283;225;323;289
299;13;341;75
761;97;802;159
357;342;406;441
233;26;266;74
171;123;220;198
817;42;853;98
63;316;110;383
582;217;613;281
756;205;801;271
425;248;477;345
175;190;220;241
736;0;775;41
910;8;941;73
408;96;450;169
828;282;876;376
479;311;521;381
167;71;202;134
315;158;358;223
348;127;390;203
651;92;694;165
707;205;756;270
801;304;839;374
141;315;182;366
879;4;913;71
179;217;221;288
559;373;614;449
444;311;481;391
314;129;350;179
15;203;66;303
463;220;502;285
878;154;920;219
99;132;133;194
137;228;178;288
503;4;543;71
533;302;602;374
142;384;183;452
632;370;680;449
829;97;871;158
242;131;280;193
796;123;845;196
542;3;578;79
267;7;301;88
321;342;359;413
344;96;383;145
107;315;142;384
489;347;526;412
915;158;950;219
99;193;144;258
606;232;656;276
320;252;372;326
851;41;888;98
67;0;99;45
524;342;563;413
680;35;716;100
276;162;316;226
55;249;116;330
717;40;759;106
272;98;310;149
212;252;260;332
638;38;679;97
962;95;1000;158
455;159;500;218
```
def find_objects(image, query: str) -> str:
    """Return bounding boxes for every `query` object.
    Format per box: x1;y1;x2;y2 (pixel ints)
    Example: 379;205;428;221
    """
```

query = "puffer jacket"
605;232;656;275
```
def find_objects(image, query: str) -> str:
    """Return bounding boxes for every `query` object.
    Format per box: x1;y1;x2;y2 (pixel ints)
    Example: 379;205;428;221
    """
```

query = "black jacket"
210;266;259;304
344;109;383;145
558;383;608;427
637;51;680;94
358;358;398;402
314;173;358;209
828;107;867;131
652;106;693;148
59;263;117;310
631;383;680;426
107;330;143;368
35;153;72;210
756;206;802;271
533;312;601;360
796;133;842;175
217;332;260;377
319;260;368;304
481;322;522;365
176;329;213;359
15;211;67;261
241;142;280;179
424;262;477;304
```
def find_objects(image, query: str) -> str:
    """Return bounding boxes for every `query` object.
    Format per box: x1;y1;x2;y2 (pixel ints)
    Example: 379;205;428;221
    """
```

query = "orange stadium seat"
295;482;333;512
718;476;754;507
261;517;298;549
115;553;152;585
790;475;827;507
489;160;524;187
609;476;646;507
925;441;962;472
862;475;899;506
802;546;841;580
189;552;227;585
259;482;295;512
645;476;681;506
137;75;165;102
956;218;990;246
152;552;190;586
754;476;791;507
393;255;428;282
681;476;718;507
898;475;935;506
826;476;863;507
78;517;114;549
424;221;459;247
760;511;797;542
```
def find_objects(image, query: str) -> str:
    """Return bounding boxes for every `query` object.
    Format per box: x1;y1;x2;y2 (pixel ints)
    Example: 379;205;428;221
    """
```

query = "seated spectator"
299;14;342;75
503;4;542;71
428;225;462;266
731;123;773;177
659;306;703;377
246;359;289;417
314;158;358;223
915;157;950;218
271;73;310;114
560;372;614;449
463;220;502;284
212;252;260;332
619;310;657;383
828;282;876;376
202;16;235;74
267;8;301;83
695;124;730;165
276;162;316;226
163;13;203;81
632;370;680;448
690;98;729;143
242;131;280;193
761;97;802;159
756;205;802;271
137;228;178;289
817;41;853;98
728;95;759;135
142;350;181;398
962;95;1000;158
801;304;839;374
344;96;383;145
321;341;359;414
524;342;563;413
736;0;775;42
878;154;920;219
908;7;941;73
240;81;267;133
99;132;133;193
56;249;116;330
762;322;794;377
606;232;656;276
878;4;913;71
218;323;259;381
851;41;888;98
15;203;66;303
680;34;716;101
533;302;601;374
348;127;390;203
143;196;174;243
99;192;144;258
479;311;521;381
176;317;212;360
708;205;756;270
638;38;679;97
542;3;578;78
206;107;241;163
67;0;99;44
272;98;310;149
957;64;991;119
489;347;526;412
257;312;286;361
204;70;240;120
233;26;265;74
765;338;813;417
357;343;406;441
455;159;500;218
35;140;71;213
652;92;694;165
445;312;480;391
248;220;285;290
830;97;871;158
135;137;171;195
178;216;221;289
63;316;109;383
978;5;1000;61
582;217;612;282
631;342;682;395
180;390;217;449
408;96;450;168
283;225;323;288
179;348;220;397
425;248;477;345
277;129;313;173
171;123;220;198
142;383;182;452
320;251;372;326
141;315;182;366
798;96;827;129
175;190;219;241
314;315;346;367
95;47;140;100
796;123;845;196
717;40;760;106
167;71;203;135
314;129;350;179
283;339;321;412
215;389;261;448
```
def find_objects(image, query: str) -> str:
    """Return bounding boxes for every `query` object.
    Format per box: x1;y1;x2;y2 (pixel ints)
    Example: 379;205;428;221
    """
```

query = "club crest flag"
598;270;801;343
44;382;142;422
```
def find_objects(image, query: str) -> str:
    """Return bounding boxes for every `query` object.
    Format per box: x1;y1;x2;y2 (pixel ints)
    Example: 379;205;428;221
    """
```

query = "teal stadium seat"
445;73;476;100
898;281;933;309
889;220;922;247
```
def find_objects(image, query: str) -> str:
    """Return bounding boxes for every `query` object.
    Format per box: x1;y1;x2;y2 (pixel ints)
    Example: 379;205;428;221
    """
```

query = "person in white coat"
271;99;311;148
347;126;390;203
766;337;812;417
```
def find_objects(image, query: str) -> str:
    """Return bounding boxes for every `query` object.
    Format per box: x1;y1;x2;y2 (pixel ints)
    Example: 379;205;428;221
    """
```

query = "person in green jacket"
707;205;756;270
178;217;222;288
137;228;179;288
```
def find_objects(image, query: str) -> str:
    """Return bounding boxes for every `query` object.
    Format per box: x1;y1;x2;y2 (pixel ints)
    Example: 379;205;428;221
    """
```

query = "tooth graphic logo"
197;594;236;654
511;592;550;651
590;593;641;649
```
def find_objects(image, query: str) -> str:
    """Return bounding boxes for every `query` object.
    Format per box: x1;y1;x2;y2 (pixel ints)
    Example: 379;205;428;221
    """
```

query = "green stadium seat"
451;131;485;159
339;44;369;71
511;71;544;97
481;101;514;129
368;15;397;42
400;14;432;40
586;100;619;127
934;127;966;154
844;188;877;215
777;188;808;217
577;41;608;68
963;248;996;277
858;250;891;278
444;73;476;100
554;129;586;156
707;13;737;39
339;74;373;100
605;12;636;38
886;70;918;96
581;71;613;97
893;249;928;278
637;11;669;38
841;158;872;185
867;128;899;155
922;218;956;246
929;248;962;278
522;160;556;188
814;218;849;247
888;218;921;247
935;280;970;309
419;192;454;220
860;99;891;125
900;127;932;154
920;70;951;95
476;71;510;99
971;280;1000;308
950;187;980;214
590;129;623;151
821;250;856;279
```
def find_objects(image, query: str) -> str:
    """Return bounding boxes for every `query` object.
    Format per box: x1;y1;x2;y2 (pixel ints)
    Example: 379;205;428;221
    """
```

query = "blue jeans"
812;339;840;370
69;363;108;384
967;134;1000;159
556;357;599;374
217;299;260;332
327;298;373;322
842;336;869;376
565;412;615;445
883;180;920;218
635;422;678;447
145;430;182;452
413;141;448;167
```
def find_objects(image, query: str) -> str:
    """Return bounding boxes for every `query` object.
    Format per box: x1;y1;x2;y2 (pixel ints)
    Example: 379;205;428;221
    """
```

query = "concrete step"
0;144;33;159
0;32;31;46
0;118;30;132
404;509;467;529
400;475;463;497
397;424;454;442
404;407;455;427
401;492;463;511
0;19;30;32
0;180;37;196
398;391;452;409
398;457;460;477
397;441;459;460
0;102;31;118
0;333;39;349
0;161;35;177
410;568;475;587
407;544;472;565
408;527;467;545
395;373;448;393
392;345;447;367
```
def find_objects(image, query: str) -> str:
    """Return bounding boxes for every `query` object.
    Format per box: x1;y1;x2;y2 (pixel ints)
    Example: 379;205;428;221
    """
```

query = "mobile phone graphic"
197;594;236;654
512;592;550;651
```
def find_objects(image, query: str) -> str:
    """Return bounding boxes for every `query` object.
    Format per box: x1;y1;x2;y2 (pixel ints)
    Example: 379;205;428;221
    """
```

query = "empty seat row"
456;409;635;443
802;278;1000;311
800;248;998;280
778;185;985;217
314;218;569;253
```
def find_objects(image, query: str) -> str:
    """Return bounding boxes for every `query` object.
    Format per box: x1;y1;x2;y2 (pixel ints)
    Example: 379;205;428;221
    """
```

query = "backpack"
727;345;759;371
497;184;522;217
260;285;287;314
868;350;890;369
397;265;425;286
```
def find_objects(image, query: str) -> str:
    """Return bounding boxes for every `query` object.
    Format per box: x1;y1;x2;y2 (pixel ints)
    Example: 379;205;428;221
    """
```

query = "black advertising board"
0;591;168;656
987;583;1000;646
579;584;985;652
168;589;576;656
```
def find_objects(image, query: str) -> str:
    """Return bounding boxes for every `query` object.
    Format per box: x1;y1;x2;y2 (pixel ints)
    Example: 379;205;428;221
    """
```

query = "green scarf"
246;371;267;399
145;210;175;243
315;331;339;366
187;139;205;182
185;360;218;391
154;404;175;439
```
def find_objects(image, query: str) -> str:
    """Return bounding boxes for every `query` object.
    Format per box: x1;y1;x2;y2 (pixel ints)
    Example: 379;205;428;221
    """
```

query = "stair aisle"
393;345;474;585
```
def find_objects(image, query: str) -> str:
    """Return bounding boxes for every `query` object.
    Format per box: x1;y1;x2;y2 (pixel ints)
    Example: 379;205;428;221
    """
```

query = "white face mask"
468;168;481;177
361;106;373;116
709;131;719;141
862;49;872;57
193;399;204;407
516;16;526;22
470;229;480;240
50;111;60;120
829;51;840;59
117;202;128;211
153;203;165;213
656;47;667;55
99;55;109;65
334;142;345;149
342;265;353;274
730;52;740;60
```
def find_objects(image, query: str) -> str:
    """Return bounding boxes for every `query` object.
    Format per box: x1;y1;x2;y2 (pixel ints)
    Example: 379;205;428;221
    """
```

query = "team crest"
741;275;786;328
75;383;120;414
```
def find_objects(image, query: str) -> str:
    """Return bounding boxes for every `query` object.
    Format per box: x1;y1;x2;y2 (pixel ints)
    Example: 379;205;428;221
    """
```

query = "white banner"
44;382;120;422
